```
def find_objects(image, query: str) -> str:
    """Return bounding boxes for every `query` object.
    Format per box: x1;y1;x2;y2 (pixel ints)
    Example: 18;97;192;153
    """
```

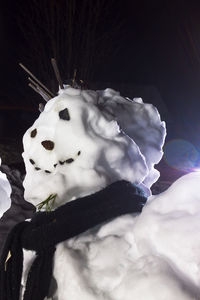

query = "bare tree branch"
17;0;124;88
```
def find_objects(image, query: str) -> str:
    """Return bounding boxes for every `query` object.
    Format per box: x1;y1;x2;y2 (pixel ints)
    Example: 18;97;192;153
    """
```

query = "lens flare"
164;139;200;172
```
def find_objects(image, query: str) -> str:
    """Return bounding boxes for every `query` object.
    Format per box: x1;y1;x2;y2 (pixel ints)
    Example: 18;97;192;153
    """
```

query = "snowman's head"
22;87;148;208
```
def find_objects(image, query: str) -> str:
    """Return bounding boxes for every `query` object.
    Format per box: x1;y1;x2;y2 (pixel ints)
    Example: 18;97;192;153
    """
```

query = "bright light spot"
190;168;200;172
164;139;200;172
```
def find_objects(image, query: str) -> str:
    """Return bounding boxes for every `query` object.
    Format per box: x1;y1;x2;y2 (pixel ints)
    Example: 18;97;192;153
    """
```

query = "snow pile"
97;89;166;190
22;86;165;208
36;172;198;300
0;165;34;255
0;159;11;218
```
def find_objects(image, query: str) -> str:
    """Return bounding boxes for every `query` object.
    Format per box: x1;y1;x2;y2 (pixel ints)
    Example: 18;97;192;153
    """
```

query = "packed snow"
0;158;11;218
1;86;200;299
97;89;166;190
0;165;34;255
22;86;165;208
22;172;200;300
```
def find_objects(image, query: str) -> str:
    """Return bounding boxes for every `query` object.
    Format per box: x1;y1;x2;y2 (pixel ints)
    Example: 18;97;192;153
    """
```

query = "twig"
28;77;51;101
51;58;64;89
19;62;55;98
4;251;12;271
72;69;77;88
28;83;50;102
28;83;40;94
36;194;57;212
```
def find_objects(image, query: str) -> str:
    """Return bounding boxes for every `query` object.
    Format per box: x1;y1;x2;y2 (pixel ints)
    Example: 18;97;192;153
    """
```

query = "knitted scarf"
0;180;147;300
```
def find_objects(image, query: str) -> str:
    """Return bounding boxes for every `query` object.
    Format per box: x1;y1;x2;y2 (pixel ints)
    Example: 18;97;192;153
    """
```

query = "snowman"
4;86;200;300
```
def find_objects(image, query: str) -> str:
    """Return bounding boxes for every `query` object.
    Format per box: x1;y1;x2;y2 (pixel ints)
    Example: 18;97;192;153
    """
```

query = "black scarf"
0;180;147;300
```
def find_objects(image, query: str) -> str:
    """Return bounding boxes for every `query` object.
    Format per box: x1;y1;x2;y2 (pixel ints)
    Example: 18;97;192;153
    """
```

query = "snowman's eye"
41;140;55;150
29;159;35;165
31;128;37;138
59;108;70;121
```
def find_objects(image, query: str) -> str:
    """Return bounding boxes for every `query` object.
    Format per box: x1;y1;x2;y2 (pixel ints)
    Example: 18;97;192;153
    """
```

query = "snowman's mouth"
29;150;81;174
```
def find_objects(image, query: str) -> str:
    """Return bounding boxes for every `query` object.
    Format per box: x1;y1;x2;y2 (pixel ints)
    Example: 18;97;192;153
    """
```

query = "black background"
1;0;200;153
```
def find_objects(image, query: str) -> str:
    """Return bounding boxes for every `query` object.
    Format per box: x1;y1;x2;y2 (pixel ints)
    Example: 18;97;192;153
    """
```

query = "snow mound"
22;86;165;208
51;172;200;299
97;88;166;189
134;172;200;288
0;165;34;255
0;159;11;218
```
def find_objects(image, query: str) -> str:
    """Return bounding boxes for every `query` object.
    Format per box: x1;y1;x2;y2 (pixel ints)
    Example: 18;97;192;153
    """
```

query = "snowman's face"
23;90;122;173
24;97;85;174
22;88;147;207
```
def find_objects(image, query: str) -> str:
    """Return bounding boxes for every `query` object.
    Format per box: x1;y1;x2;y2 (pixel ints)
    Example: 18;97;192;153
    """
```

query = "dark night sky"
1;0;200;147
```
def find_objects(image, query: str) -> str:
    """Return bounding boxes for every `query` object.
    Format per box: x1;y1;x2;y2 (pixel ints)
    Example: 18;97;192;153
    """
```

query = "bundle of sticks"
19;58;63;111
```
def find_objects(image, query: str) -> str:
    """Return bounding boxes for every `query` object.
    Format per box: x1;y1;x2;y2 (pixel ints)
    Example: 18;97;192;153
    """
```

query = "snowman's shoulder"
54;214;138;274
53;214;139;299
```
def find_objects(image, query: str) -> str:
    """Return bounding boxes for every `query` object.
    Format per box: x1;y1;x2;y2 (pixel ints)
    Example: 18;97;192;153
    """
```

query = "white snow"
3;86;200;299
97;89;166;190
0;158;11;218
50;172;200;300
22;86;165;208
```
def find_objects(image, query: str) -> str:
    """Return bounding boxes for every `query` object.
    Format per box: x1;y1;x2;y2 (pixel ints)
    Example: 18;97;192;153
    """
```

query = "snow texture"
0;159;11;218
0;165;34;255
97;89;166;190
22;172;200;299
7;86;199;300
22;86;166;208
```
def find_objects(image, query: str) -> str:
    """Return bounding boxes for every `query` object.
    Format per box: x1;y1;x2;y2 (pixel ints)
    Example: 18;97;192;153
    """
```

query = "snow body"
0;159;11;218
22;172;200;299
52;171;200;300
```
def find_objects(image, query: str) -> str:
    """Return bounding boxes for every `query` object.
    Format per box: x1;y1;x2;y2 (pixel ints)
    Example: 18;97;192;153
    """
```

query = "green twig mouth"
36;194;57;212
